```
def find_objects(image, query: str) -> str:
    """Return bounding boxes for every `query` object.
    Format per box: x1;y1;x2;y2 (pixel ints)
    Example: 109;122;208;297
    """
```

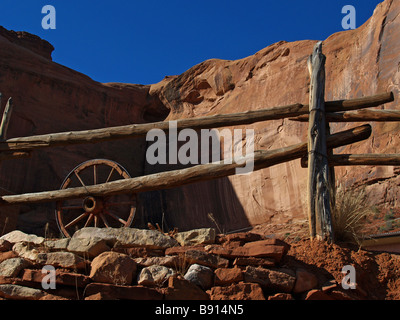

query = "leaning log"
0;92;392;153
301;154;400;167
0;124;371;206
290;109;400;122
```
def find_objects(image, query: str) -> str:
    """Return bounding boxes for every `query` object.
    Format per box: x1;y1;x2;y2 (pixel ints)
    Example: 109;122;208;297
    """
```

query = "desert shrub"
331;184;372;244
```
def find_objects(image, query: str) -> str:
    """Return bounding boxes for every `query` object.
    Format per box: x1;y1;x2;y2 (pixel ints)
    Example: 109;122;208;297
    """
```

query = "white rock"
184;263;214;289
0;284;44;300
0;230;44;245
67;237;110;258
174;228;216;246
137;265;176;286
36;252;86;269
0;257;31;277
12;242;40;261
43;238;70;251
72;227;178;249
134;256;179;268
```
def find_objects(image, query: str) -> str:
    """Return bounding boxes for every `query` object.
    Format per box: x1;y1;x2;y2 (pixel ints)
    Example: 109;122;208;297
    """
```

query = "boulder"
164;276;209;300
67;237;110;258
0;257;31;277
293;268;319;293
115;228;178;249
113;247;165;258
232;257;275;268
0;284;45;300
72;227;178;249
231;241;288;262
183;250;229;269
71;228;117;243
184;264;214;289
89;251;137;285
137;265;176;287
22;269;91;288
243;266;296;293
214;267;243;286
134;256;179;268
174;228;216;246
12;242;40;261
43;238;70;251
209;283;265;300
0;230;44;245
36;252;86;269
205;238;289;262
165;245;206;256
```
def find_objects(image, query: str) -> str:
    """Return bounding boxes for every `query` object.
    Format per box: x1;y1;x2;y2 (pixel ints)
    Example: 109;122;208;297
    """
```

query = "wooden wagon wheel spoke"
104;209;127;225
74;170;87;188
100;212;110;227
94;215;99;228
93;164;97;185
64;212;89;229
84;213;94;228
105;167;115;183
55;159;137;237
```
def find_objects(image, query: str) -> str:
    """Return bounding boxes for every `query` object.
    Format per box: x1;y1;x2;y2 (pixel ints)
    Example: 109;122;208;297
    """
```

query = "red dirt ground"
252;222;400;300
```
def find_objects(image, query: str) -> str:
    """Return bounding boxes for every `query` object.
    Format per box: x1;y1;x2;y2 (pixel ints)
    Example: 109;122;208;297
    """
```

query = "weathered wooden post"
0;97;13;141
307;42;334;242
0;96;28;160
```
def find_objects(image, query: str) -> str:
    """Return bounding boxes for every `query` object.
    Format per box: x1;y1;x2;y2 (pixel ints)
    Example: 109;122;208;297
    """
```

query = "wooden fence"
0;42;397;242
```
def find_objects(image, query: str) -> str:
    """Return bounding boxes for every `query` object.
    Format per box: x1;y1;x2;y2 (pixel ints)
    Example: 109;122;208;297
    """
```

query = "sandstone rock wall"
0;26;168;235
147;0;400;232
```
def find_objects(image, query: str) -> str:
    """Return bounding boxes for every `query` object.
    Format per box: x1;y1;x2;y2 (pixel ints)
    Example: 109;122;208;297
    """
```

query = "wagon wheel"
55;159;137;237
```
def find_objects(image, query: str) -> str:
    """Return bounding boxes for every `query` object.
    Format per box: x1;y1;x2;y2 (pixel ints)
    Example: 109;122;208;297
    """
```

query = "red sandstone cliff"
146;0;400;233
0;26;168;234
0;0;399;236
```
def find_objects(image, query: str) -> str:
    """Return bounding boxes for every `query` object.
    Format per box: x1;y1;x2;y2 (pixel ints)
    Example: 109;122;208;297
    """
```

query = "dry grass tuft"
330;184;372;244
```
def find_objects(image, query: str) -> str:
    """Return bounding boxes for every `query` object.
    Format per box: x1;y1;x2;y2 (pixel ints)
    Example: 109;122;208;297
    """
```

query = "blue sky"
0;1;382;85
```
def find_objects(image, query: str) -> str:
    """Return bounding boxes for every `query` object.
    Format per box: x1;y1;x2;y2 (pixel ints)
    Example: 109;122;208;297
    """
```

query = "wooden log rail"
290;108;400;122
0;92;393;154
301;154;400;167
0;124;371;206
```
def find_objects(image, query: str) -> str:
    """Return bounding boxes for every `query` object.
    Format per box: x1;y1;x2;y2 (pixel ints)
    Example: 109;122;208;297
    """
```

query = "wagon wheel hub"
83;196;103;214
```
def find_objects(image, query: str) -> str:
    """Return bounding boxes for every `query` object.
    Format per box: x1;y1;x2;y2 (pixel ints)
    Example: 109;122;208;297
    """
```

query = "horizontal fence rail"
0;92;393;155
0;124;371;206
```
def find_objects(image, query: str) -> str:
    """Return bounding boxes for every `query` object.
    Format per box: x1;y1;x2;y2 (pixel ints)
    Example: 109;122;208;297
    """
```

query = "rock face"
0;28;168;235
0;0;399;235
144;0;400;232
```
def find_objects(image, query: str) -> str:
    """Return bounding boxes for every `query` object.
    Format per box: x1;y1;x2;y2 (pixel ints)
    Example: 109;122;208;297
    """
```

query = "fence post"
307;42;334;242
0;97;13;141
